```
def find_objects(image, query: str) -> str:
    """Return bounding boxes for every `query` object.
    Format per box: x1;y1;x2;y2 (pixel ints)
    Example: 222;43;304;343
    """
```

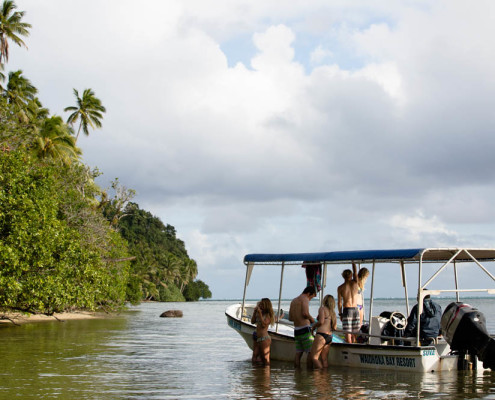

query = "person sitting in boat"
289;286;317;367
352;263;370;329
251;298;275;365
404;295;442;346
338;269;360;343
310;294;338;369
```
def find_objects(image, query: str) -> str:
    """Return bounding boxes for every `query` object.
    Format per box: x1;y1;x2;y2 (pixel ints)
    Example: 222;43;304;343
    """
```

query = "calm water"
1;299;495;399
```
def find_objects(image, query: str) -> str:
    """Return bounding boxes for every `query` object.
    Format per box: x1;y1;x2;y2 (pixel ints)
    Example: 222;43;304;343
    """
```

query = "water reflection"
1;302;495;399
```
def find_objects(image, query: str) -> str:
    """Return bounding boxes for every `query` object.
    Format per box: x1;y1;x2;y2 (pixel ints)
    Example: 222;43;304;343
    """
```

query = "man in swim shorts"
337;269;360;343
289;286;317;367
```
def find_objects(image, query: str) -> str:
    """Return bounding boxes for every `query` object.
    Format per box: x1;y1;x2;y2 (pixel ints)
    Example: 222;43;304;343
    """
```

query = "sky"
7;0;495;301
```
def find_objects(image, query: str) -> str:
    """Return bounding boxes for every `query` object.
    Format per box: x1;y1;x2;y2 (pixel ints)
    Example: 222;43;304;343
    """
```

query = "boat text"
228;318;241;331
359;354;416;368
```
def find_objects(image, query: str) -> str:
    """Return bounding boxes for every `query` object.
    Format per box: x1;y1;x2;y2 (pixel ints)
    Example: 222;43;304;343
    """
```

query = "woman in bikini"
251;298;275;365
353;263;370;327
310;294;337;369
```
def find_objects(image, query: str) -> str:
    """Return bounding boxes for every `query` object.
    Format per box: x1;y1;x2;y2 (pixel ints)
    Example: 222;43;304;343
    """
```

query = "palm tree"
33;115;81;165
25;96;49;122
5;69;36;106
0;0;31;64
4;69;37;123
64;88;106;142
0;63;5;90
178;259;198;292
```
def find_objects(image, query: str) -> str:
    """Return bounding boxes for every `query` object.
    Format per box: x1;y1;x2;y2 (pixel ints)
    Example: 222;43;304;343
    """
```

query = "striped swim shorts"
342;307;360;332
294;326;314;353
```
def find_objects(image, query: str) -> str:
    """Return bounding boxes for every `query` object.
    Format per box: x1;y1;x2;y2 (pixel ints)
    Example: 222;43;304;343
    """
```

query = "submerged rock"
160;310;183;318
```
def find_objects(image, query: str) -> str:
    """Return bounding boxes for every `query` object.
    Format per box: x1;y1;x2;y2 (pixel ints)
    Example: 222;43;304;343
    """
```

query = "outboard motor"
441;302;495;370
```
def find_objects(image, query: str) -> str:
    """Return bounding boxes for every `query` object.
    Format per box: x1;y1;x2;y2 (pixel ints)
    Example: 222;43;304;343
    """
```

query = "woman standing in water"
251;298;275;365
310;295;337;369
353;263;370;327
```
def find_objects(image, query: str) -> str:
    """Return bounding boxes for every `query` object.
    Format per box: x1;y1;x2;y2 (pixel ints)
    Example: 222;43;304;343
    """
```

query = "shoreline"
0;310;115;326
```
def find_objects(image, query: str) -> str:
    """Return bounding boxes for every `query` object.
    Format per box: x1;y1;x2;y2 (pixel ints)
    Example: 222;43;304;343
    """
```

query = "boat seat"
369;316;389;345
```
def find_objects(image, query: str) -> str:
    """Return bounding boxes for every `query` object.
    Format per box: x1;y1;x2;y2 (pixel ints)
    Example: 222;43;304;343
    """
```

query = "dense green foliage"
0;1;211;314
114;204;210;302
183;280;212;302
0;150;130;313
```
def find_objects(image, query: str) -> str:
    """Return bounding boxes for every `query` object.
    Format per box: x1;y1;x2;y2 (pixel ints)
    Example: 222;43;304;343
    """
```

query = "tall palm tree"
0;0;31;64
64;88;106;142
33;115;81;165
0;62;5;90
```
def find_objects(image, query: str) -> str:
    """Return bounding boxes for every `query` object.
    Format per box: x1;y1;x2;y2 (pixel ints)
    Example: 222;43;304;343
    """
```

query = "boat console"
442;302;495;370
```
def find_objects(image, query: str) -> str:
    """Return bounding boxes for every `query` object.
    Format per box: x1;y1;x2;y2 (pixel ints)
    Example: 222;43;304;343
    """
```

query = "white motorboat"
225;248;495;372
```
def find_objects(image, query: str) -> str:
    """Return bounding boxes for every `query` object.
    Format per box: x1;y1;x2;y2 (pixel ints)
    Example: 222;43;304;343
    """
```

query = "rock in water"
160;310;183;318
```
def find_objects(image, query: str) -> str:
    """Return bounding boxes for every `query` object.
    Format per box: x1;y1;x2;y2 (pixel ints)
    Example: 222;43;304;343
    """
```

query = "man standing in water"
337;269;360;343
289;286;317;367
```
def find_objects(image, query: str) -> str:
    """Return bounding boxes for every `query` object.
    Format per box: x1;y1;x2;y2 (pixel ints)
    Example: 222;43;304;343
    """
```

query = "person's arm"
352;263;358;283
312;307;324;333
251;303;260;324
302;298;315;324
337;286;343;320
258;312;269;329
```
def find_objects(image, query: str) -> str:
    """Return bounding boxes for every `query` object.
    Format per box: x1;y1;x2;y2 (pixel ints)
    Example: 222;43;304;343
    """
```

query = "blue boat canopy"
243;248;495;265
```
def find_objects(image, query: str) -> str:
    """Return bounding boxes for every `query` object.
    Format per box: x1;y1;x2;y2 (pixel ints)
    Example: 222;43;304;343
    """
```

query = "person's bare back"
337;279;359;308
289;294;314;327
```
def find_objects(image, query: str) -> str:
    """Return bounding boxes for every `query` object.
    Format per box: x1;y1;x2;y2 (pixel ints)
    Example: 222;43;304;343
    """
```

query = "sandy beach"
0;310;113;325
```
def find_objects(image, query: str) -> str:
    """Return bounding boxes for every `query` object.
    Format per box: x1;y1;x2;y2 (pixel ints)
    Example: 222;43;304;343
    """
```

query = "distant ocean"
1;300;495;399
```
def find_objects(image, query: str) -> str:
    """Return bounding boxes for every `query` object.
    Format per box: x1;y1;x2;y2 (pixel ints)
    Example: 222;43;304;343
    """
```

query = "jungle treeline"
0;0;211;315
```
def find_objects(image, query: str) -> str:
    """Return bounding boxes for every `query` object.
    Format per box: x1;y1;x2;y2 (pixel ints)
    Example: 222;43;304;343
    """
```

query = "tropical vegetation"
0;1;211;315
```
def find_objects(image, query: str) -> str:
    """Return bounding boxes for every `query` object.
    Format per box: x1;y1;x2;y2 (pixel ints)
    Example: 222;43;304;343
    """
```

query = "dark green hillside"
114;203;210;303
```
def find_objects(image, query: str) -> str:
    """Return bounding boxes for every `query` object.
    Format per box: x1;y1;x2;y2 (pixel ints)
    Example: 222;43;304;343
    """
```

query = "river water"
1;299;495;399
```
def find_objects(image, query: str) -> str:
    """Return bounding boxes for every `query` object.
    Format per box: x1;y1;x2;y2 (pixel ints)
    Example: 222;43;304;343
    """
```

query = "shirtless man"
337;269;360;343
289;286;317;367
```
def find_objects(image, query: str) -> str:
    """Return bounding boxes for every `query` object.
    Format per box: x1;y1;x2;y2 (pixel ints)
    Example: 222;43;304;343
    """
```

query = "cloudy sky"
8;0;495;300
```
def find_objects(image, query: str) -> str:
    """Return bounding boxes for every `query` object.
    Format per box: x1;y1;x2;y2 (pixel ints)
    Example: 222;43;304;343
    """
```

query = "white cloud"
310;45;333;66
9;0;495;298
389;211;459;245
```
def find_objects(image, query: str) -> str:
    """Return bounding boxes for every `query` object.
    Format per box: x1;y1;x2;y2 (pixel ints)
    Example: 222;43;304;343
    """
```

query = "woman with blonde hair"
251;298;275;365
353;263;370;327
310;294;337;368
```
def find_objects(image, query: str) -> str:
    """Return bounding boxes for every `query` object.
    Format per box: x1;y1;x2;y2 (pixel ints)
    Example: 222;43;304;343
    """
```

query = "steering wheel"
389;311;407;330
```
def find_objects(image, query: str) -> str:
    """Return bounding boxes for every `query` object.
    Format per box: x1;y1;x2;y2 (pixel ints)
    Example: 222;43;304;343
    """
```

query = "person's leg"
310;335;324;369
342;309;353;343
351;308;361;343
303;333;315;368
320;344;330;368
260;338;271;366
252;341;260;364
295;351;303;367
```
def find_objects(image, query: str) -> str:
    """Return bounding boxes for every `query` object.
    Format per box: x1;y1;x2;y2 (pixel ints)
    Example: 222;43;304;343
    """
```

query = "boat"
225;248;495;372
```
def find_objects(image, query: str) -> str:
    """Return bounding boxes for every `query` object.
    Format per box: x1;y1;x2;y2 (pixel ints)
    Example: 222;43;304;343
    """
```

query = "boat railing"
332;329;427;346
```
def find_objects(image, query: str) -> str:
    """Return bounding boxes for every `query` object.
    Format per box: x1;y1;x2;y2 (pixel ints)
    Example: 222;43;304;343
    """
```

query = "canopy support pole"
368;260;376;333
454;260;460;302
401;261;410;316
276;262;285;333
241;262;253;320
